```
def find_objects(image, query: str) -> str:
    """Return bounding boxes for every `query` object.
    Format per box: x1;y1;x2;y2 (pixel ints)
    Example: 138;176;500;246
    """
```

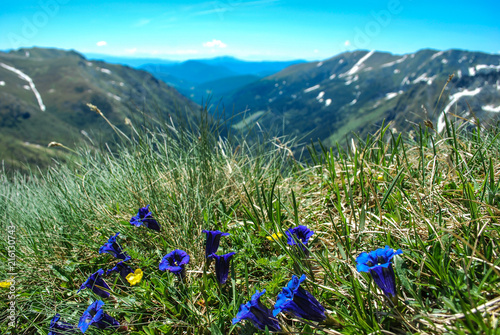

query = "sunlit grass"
0;106;499;334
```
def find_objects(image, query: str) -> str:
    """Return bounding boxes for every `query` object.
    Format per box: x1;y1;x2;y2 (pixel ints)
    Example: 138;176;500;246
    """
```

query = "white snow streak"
431;51;444;60
304;84;320;93
482;105;500;113
385;92;398;100
381;55;408;68
0;81;5;86
0;62;46;111
437;88;482;132
107;92;122;101
412;73;436;85
325;99;332;106
468;67;476;76
343;50;375;76
475;64;500;72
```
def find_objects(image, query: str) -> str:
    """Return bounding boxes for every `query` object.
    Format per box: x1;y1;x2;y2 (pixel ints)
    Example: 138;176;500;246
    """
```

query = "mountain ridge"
0;47;199;173
224;48;500;146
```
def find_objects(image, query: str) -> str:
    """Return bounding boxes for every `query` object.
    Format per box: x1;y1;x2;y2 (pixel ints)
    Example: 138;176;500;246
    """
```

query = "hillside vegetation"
1;107;499;334
226;49;500;146
0;47;198;174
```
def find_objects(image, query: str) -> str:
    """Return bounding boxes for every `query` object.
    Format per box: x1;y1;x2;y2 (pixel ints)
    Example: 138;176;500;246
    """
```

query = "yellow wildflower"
266;232;283;241
0;281;12;288
126;269;143;286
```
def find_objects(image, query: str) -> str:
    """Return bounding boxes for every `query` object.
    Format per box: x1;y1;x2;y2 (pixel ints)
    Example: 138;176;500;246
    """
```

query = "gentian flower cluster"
98;232;130;261
78;300;119;333
48;314;77;335
202;230;230;258
130;205;161;231
273;274;326;322
356;246;403;299
78;269;110;299
203;229;235;284
232;290;281;332
106;261;133;280
47;194;405;335
286;225;315;256
209;252;235;284
159;249;190;278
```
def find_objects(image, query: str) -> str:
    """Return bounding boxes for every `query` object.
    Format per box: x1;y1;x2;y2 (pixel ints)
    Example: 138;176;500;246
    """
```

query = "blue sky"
1;0;499;61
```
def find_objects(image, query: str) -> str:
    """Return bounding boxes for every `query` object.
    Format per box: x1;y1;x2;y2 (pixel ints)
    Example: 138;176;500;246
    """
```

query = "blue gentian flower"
130;205;161;231
106;261;133;280
159;249;190;277
209;252;235;284
98;233;130;261
273;274;326;322
78;269;111;298
285;225;314;253
202;230;230;258
78;300;119;333
232;289;280;332
48;313;77;335
356;246;403;298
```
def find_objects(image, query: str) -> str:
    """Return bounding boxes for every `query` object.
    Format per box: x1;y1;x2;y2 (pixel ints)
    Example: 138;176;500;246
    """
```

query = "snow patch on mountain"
0;81;5;86
325;99;332;106
0;62;46;111
412;73;436;85
475;64;500;72
469;67;476;76
107;92;122;101
345;75;358;85
342;50;375;77
316;91;325;100
437;87;482;132
431;51;444;60
304;84;320;93
482;105;500;113
97;67;112;75
385;92;399;100
381;55;408;68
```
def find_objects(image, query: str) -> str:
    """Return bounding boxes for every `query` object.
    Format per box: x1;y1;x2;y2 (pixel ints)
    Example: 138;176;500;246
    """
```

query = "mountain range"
0;47;197;173
224;49;500;146
1;47;499;173
85;53;305;104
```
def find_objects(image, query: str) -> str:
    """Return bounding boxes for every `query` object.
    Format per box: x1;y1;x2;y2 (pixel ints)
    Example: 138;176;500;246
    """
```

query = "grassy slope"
0;111;499;334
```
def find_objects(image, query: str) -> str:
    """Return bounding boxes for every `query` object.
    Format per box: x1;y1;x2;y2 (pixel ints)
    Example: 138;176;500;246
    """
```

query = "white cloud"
344;40;351;47
203;39;227;48
125;48;138;54
96;41;107;47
